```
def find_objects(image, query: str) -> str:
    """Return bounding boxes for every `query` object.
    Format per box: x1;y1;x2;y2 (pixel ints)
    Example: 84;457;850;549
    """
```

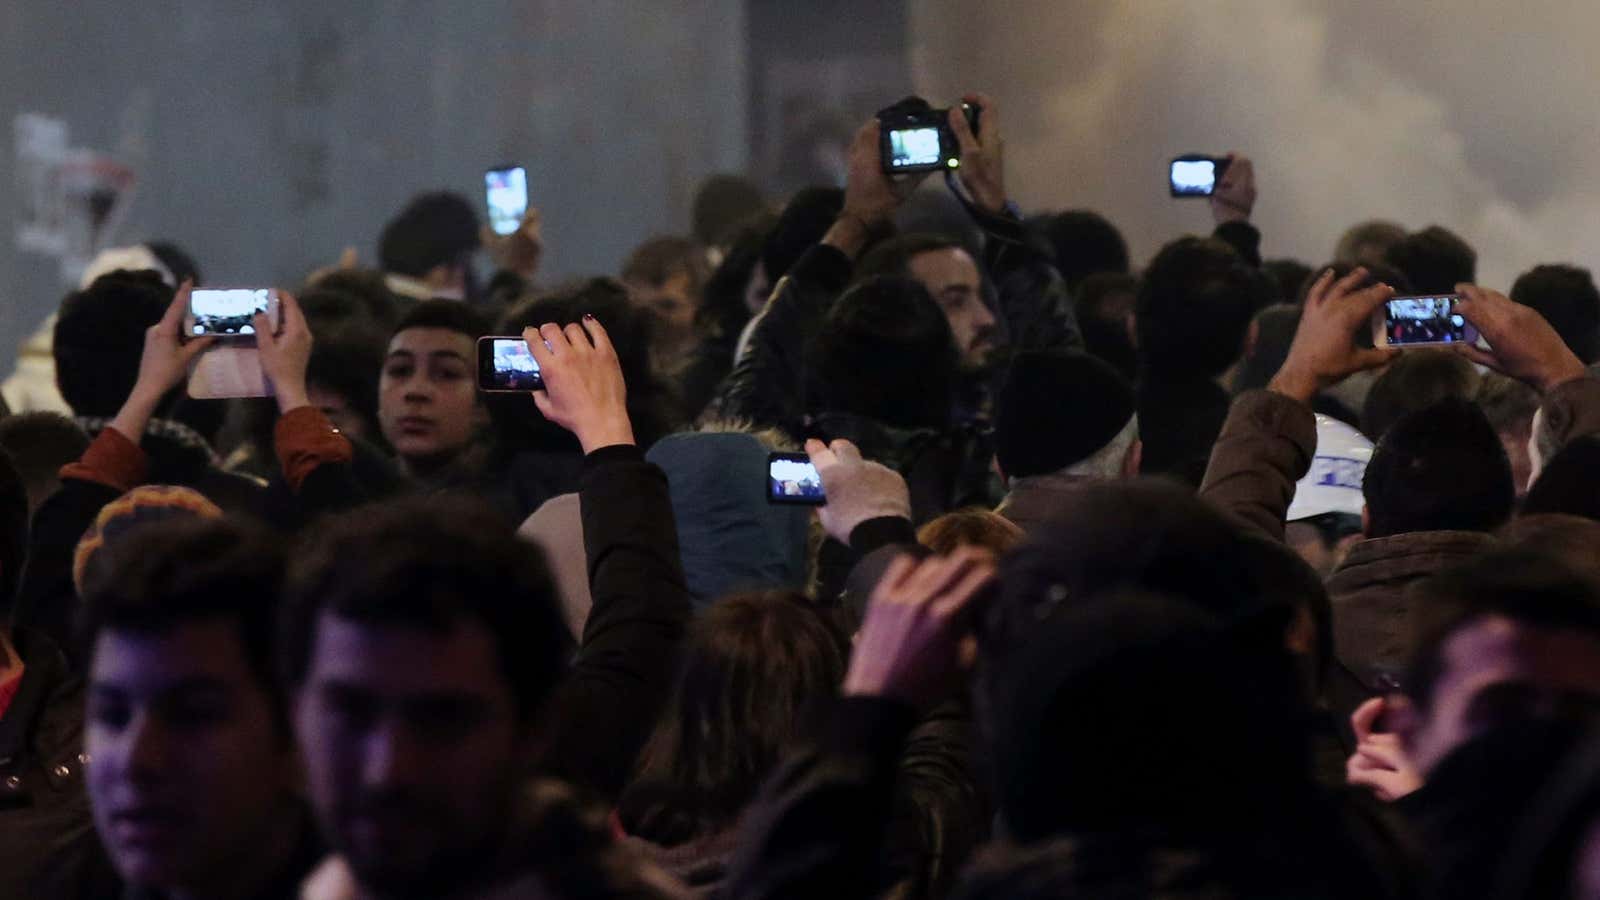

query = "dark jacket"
0;630;119;899
995;472;1098;533
77;417;268;516
1136;374;1233;489
537;445;693;803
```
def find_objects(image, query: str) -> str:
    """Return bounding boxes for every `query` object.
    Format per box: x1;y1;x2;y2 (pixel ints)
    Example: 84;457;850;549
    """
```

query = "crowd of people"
2;89;1600;899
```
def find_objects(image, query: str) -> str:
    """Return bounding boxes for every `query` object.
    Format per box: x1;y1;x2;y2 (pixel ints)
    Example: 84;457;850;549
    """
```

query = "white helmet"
1286;415;1373;521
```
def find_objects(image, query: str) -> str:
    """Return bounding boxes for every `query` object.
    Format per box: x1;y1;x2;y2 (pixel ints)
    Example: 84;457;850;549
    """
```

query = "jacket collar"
1327;530;1496;592
997;472;1100;530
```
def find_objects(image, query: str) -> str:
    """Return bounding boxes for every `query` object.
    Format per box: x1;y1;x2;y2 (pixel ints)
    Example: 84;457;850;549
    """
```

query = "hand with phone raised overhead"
845;548;994;709
523;317;634;453
948;92;1005;216
109;282;216;441
485;207;544;281
1211;153;1256;224
1269;267;1401;405
804;437;912;544
254;290;313;414
826;117;928;258
1450;284;1588;394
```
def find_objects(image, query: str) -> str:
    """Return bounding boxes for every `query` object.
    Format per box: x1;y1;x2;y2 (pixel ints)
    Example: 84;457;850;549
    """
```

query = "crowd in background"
2;89;1600;899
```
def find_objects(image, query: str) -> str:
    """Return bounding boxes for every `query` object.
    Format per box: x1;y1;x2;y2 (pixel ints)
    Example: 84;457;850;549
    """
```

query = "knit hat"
994;350;1135;479
74;485;222;595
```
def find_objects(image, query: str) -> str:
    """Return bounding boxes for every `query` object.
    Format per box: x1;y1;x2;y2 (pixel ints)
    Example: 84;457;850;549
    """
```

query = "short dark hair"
1404;549;1600;712
146;240;203;286
1360;348;1481;441
391;298;491;342
691;174;767;246
804;275;957;430
618;590;847;844
1523;436;1600;522
301;270;402;334
1262;258;1314;305
697;214;776;339
378;191;480;278
53;270;174;417
1384;225;1476;295
1031;210;1130;291
1334;220;1408;267
762;187;843;283
1296;260;1414;303
1510;264;1600;363
306;325;387;438
0;449;28;623
80;517;290;735
854;232;970;283
1135;237;1273;377
1363;399;1514;538
0;412;88;513
621;236;709;295
280;497;570;721
494;278;680;450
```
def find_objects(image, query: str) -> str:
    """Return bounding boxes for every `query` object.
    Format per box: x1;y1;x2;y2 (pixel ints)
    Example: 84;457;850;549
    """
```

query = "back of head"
1334;220;1408;268
1383;225;1476;295
1234;303;1305;394
762;187;844;283
392;297;490;343
698;214;776;338
620;590;847;842
1363;399;1514;538
1033;210;1129;291
854;232;966;283
1523;436;1600;522
994;350;1135;479
691;174;767;247
1501;514;1600;582
1136;237;1272;378
301;269;402;334
306;324;388;439
53;270;174;417
145;240;202;287
1263;258;1314;305
1510;264;1600;364
378;191;480;278
0;449;27;626
1360;348;1481;440
282;496;569;721
621;236;710;295
80;516;289;731
495;278;678;449
805;275;956;430
0;412;88;512
917;508;1025;557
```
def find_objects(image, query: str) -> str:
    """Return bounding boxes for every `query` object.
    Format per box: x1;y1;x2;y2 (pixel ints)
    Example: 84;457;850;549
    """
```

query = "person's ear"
1361;504;1371;538
1123;439;1143;478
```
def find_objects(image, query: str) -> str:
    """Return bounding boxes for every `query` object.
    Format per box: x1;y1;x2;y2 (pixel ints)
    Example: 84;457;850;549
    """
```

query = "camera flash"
946;158;960;169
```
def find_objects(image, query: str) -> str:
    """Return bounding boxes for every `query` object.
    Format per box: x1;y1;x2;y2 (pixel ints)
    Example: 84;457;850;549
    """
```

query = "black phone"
767;452;826;506
1169;155;1228;197
484;165;528;236
878;103;981;174
476;336;543;391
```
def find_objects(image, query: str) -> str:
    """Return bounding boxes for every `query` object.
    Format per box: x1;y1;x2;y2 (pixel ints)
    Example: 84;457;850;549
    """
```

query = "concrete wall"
0;1;746;373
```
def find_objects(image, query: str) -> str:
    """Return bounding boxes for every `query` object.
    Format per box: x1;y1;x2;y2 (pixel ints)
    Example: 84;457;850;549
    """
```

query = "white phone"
185;289;281;399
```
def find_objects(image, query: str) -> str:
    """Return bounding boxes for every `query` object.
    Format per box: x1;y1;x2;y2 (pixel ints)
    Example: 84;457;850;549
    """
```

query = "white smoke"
909;0;1600;289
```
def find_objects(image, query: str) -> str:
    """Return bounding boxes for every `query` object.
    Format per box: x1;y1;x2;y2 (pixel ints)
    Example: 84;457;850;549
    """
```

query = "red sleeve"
273;407;354;493
59;427;149;493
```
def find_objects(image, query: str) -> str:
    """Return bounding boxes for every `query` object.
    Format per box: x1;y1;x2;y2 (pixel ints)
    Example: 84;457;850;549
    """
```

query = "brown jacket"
1200;378;1600;726
996;472;1099;533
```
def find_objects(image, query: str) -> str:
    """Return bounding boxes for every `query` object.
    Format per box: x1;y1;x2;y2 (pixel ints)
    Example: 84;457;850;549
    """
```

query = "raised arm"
1210;153;1262;267
522;316;693;801
1200;268;1397;539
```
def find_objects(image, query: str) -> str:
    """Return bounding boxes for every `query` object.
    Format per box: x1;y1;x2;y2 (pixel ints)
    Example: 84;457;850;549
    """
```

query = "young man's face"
379;328;481;468
86;620;297;893
294;613;527;897
907;247;997;370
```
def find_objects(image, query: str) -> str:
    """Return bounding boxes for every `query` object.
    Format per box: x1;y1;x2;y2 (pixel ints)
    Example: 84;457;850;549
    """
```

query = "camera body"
879;101;982;174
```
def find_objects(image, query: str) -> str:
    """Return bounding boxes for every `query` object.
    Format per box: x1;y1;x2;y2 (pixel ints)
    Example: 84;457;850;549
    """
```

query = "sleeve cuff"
848;516;919;555
274;407;354;493
582;443;645;473
60;427;148;493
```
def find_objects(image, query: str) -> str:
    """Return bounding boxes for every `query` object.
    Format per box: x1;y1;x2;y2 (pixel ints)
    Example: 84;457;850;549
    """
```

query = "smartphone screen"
767;452;826;505
190;289;273;337
476;336;543;391
1383;295;1478;346
484;166;528;236
1169;158;1218;196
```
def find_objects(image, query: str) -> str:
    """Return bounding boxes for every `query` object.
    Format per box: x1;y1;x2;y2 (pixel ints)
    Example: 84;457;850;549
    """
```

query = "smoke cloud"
910;0;1600;289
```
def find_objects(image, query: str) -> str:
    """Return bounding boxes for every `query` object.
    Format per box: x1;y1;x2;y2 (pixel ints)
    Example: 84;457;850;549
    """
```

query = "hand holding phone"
485;165;529;236
184;288;283;399
802;437;912;545
1371;294;1479;348
186;288;280;338
477;336;544;391
1170;154;1229;197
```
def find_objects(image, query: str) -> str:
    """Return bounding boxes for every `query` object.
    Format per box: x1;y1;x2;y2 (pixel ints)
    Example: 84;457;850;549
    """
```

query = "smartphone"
1169;155;1227;197
485;165;528;236
1373;294;1480;348
767;452;826;506
477;336;543;391
187;288;278;338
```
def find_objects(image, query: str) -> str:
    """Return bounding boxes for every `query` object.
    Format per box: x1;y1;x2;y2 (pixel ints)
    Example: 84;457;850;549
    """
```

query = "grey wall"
0;1;747;372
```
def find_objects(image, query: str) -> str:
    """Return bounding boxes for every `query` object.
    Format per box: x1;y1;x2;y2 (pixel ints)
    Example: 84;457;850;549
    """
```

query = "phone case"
187;345;275;399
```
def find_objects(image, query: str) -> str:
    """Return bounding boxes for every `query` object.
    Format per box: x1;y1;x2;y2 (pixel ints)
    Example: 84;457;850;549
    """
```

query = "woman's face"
378;327;482;468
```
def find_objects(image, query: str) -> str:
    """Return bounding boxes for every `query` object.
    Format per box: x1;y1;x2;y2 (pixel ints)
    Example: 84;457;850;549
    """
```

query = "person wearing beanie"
993;350;1139;533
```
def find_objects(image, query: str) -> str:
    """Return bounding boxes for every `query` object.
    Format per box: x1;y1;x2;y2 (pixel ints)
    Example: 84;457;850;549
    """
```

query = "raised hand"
254;290;313;413
1211;153;1256;225
804;437;912;544
1269;267;1399;404
1452;284;1588;393
524;316;635;453
948;92;1006;216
